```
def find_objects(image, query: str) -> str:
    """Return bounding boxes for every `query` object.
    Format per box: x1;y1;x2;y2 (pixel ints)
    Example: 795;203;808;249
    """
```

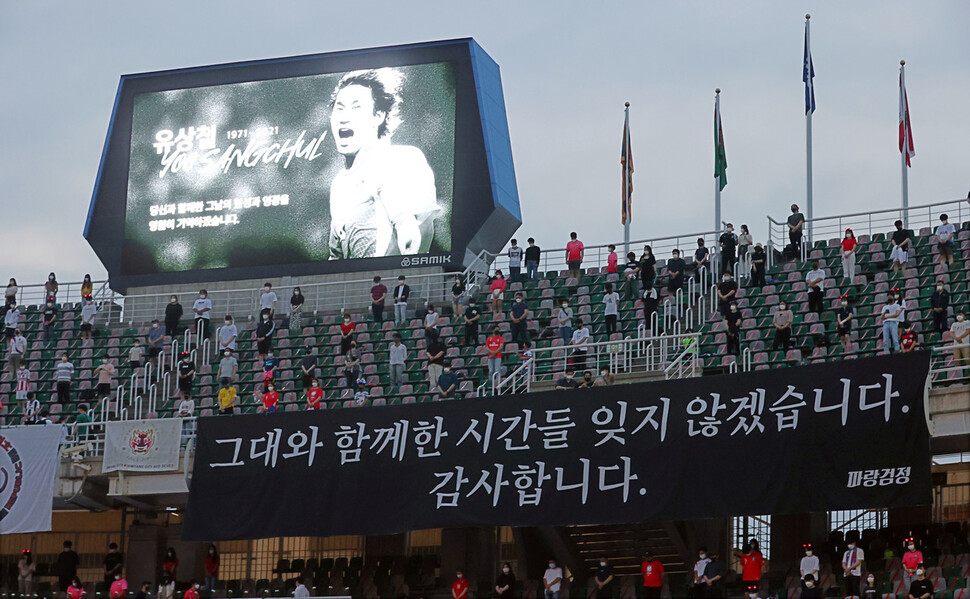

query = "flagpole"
714;89;722;233
624;102;631;254
805;14;814;245
900;60;909;227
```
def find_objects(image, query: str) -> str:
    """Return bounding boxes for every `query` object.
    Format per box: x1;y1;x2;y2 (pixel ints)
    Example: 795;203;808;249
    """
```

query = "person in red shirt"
490;271;507;315
452;570;469;599
162;548;178;581
261;385;280;413
67;577;85;599
109;575;128;599
204;545;219;592
841;228;858;281
740;539;765;591
640;552;664;599
183;580;201;599
901;537;924;591
339;314;356;355
606;244;618;274
306;379;324;410
900;322;918;352
485;327;504;384
565;232;585;279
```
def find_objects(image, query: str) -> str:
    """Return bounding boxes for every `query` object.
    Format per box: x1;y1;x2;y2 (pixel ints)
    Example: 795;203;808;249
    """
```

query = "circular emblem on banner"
0;435;25;522
401;257;411;267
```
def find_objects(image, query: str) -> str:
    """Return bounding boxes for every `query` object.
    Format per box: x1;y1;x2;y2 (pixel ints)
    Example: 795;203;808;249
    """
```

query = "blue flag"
803;21;816;114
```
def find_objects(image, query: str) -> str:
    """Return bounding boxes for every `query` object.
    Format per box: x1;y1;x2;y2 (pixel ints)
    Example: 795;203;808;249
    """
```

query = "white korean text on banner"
0;425;61;533
183;353;932;541
103;419;182;473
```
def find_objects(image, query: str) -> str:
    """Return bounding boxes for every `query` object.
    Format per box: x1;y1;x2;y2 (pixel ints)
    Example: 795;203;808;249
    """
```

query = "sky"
1;1;968;286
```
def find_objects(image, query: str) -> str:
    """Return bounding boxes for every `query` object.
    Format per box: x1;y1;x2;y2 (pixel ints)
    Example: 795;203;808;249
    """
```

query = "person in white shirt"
7;330;27;375
841;540;865;596
3;305;19;338
178;397;196;437
806;261;826;314
259;282;278;318
293;580;310;599
219;315;238;351
543;559;563;599
935;213;956;266
193;289;213;340
570;318;590;372
22;392;42;425
950;310;970;368
388;333;407;393
603;283;620;335
80;298;97;340
557;300;573;344
799;544;819;586
508;238;523;282
692;547;711;593
880;296;903;354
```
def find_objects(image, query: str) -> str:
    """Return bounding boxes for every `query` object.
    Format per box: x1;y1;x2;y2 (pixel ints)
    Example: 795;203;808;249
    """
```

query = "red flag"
899;75;915;167
621;109;634;224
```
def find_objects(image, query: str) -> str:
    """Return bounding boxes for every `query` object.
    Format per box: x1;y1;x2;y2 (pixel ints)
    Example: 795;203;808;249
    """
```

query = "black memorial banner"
183;352;931;540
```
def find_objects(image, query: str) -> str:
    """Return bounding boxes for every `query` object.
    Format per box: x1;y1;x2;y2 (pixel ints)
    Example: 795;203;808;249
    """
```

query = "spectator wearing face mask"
666;249;686;295
951;311;970;369
183;581;200;599
306;378;324;410
162;547;178;580
799;544;819;588
148;320;165;365
595;557;614;599
900;322;918;352
485;327;504;384
841;229;858;281
217;350;237;386
800;576;822;599
805;261;825;314
772;302;793;351
890;220;911;275
424;304;440;343
259;283;278;319
453;571;469;599
495;562;515;599
901;539;923;592
289;287;305;330
724;302;742;356
299;347;318;390
508;239;523;282
694;238;710;281
701;552;724;599
177;354;195;403
435;363;459;399
841;538;865;596
557;299;573;344
555;369;581;391
393;276;410;325
525;238;542;281
880;295;904;354
219;315;237;352
544;559;564;599
217;381;237;416
261;383;280;413
602;284;620;335
788;204;805;255
749;244;767;288
340;313;357;354
510;294;530;345
717;272;738;317
192;289;212;340
834;297;853;349
490;271;507;315
109;574;128;599
462;299;481;346
930;282;950;334
907;568;932;599
255;312;275;362
164;296;183;337
862;574;879;599
642;287;659;334
203;546;219;591
691;548;710;599
623;252;640;300
719;224;738;276
371;276;388;323
639;245;657;291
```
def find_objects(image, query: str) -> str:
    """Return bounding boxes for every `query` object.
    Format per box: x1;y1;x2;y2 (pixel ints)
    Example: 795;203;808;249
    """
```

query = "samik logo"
401;255;453;267
0;435;25;521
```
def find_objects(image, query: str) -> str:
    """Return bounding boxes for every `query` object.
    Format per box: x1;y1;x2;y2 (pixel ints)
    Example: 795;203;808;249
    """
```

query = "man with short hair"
55;353;74;406
218;315;238;352
717;272;738;317
930;281;950;333
147;320;165;365
259;282;278;318
389;334;407;392
694;238;710;281
788;204;805;255
691;547;711;599
835;297;854;349
42;300;58;343
890;220;911;274
702;551;725;599
641;552;665;599
508;239;523;282
623;252;640;300
565;232;585;279
217;381;237;415
935;213;956;266
463;298;481;346
393;276;410;325
806;261;826;314
294;578;310;599
22;391;41;425
880;295;904;354
570;318;590;372
719;224;738;275
595;557;614;599
299;347;318;390
485;327;504;383
80;298;97;340
543;559;564;599
950;311;970;368
370;276;387;323
509;293;530;346
103;542;124;588
525;237;541;281
666;249;686;295
906;568;933;599
8;329;26;376
603;283;620;335
55;540;80;593
192;289;212;340
724;302;742;356
772;302;793;351
425;336;446;388
218;349;238;386
555;369;581;390
841;539;865;597
177;353;195;400
436;363;459;399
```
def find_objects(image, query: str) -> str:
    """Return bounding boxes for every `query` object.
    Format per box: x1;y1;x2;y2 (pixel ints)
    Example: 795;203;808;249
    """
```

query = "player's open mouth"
338;128;353;139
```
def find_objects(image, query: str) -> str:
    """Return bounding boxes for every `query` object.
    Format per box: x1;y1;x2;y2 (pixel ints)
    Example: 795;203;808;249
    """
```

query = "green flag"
715;100;727;191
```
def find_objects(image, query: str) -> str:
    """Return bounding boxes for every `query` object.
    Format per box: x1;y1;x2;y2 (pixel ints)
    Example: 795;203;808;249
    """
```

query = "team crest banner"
184;353;932;541
0;425;61;533
104;419;182;473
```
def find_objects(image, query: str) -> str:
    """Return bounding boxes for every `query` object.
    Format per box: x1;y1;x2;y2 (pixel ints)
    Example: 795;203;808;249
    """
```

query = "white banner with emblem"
103;419;182;473
0;425;61;533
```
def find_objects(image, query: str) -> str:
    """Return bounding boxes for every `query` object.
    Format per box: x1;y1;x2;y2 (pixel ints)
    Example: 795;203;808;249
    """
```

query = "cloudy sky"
1;1;968;287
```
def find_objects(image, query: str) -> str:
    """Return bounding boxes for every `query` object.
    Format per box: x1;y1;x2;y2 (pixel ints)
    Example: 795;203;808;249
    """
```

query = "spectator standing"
889;220;911;275
950;311;970;368
750;244;767;288
217;382;237;415
103;543;123;589
603;283;620;335
740;539;764;592
370;277;387;323
94;359;116;407
694;238;710;281
800;544;819;585
218;316;237;353
261;384;280;413
8;329;26;375
935;213;956;266
388;334;407;392
299;347;318;390
666;249;686;296
45;273;59;303
835;297;853;349
343;343;361;388
724;302;742;356
489;271;507;315
424;304;440;342
639;245;657;291
158;576;174;599
4;278;17;307
15;360;30;403
306;378;323;410
901;322;918;352
901;539;924;592
717;272;738;317
702;552;725;599
255;312;275;361
192;290;212;340
147;321;165;365
4;303;19;338
525;238;541;280
450;275;465;318
738;225;753;269
80;275;93;301
18;550;36;596
135;582;150;599
565;232;585;279
259;283;278;318
42;300;58;342
930;282;950;333
453;571;470;599
485;327;504;383
570;318;590;372
425;336;445;388
509;293;530;345
462;299;481;346
719;224;738;276
543;559;564;599
640;551;664;599
128;341;144;373
642;287;659;334
80;298;97;340
691;548;711;599
393;276;410;325
555;369;581;390
508;238;523;281
204;545;219;592
806;261;826;314
55;353;74;407
163;296;182;337
907;570;933;599
495;563;515;599
289;287;305;330
261;352;278;390
788;204;805;255
595;557;614;599
340;313;356;354
880;295;903;354
841;539;865;596
22;392;42;425
177;353;195;402
603;244;618;276
841;229;858;281
435;363;459;399
772;302;793;351
623;252;640;300
557;299;574;344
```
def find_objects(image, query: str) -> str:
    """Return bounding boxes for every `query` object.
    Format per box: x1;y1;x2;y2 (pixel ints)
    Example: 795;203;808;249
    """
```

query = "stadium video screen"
123;63;456;273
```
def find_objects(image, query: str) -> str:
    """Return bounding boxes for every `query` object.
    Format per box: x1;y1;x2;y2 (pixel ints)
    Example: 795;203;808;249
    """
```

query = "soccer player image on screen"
328;68;440;260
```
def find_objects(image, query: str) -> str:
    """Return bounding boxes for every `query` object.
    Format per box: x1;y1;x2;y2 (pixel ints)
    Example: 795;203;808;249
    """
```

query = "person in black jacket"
255;312;275;361
55;540;79;592
800;575;822;599
393;275;410;326
930;281;950;333
494;562;515;599
164;295;183;337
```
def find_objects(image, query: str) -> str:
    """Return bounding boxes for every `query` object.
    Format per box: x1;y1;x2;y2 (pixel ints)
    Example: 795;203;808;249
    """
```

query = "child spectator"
306;379;324;410
352;381;370;407
261;384;279;413
262;351;278;390
901;322;918;352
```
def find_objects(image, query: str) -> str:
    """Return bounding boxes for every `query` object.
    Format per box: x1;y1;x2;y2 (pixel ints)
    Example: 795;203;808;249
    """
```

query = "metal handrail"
929;342;970;387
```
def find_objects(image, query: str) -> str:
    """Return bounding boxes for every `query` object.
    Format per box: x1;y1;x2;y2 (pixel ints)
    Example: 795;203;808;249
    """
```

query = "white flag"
0;425;61;533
